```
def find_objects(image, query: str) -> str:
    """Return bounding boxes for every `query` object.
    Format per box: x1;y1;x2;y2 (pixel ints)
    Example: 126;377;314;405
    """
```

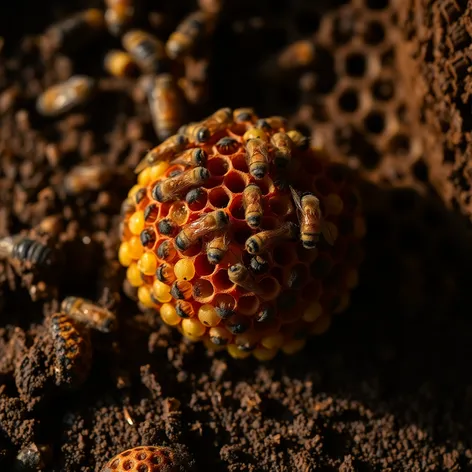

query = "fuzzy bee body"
228;263;261;293
244;138;269;179
152;166;209;202
123;30;167;73
206;235;229;264
245;222;298;255
242;183;263;229
0;236;53;267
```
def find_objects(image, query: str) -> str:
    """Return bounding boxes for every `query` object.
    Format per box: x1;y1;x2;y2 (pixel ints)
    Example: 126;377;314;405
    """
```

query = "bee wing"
289;185;304;222
169;157;191;167
321;219;335;246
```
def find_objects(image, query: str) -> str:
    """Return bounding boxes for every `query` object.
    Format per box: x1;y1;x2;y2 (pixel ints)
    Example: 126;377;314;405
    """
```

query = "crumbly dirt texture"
1;1;472;471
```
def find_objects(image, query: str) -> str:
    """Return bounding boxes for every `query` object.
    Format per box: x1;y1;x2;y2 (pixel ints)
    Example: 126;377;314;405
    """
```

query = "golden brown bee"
64;164;112;195
242;183;263;229
0;235;54;267
157;239;177;261
166;10;216;60
122;29;168;74
36;76;95;117
277;39;316;70
156;263;176;284
206;234;229;264
148;74;186;141
245;222;298;255
43;9;104;52
244;138;269;179
271;132;292;169
170;148;208;167
256;116;287;132
152;166;209;202
175;209;229;251
175;300;195;318
104;49;136;77
105;0;135;36
134;134;188;173
61;296;117;333
290;186;335;248
178;123;210;144
233;107;256;123
228;263;261;293
158;218;178;236
48;313;92;388
170;280;192;300
199;107;233;134
286;129;309;151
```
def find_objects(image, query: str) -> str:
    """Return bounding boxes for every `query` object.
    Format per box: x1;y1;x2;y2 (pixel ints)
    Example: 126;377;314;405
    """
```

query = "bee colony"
119;108;365;360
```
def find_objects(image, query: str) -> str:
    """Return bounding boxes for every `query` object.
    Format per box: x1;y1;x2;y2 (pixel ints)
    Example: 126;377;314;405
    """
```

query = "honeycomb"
118;108;364;360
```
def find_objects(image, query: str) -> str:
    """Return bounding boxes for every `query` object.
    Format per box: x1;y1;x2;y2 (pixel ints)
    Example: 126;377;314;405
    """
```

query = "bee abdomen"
13;239;53;266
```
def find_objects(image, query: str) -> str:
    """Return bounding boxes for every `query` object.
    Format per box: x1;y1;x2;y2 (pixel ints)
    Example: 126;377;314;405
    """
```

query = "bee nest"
119;108;365;360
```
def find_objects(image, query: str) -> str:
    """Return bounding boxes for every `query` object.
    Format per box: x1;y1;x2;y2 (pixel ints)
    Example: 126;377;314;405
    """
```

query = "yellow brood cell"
138;251;158;276
160;303;181;326
138;285;155;308
149;161;170;181
128;210;145;235
118;241;132;266
182;318;207;338
174;258;196;281
138;167;152;186
128;235;144;259
126;263;143;287
152;280;172;303
281;338;306;355
227;344;251;359
302;302;323;323
198;305;220;327
261;333;285;350
253;347;278;361
243;127;267;142
209;327;232;345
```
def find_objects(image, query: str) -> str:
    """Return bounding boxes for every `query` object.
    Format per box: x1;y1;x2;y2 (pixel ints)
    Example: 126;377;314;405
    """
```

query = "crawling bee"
42;9;104;52
166;10;216;60
287;129;309;150
48;313;92;388
233;107;256;123
175;210;229;251
256;116;287;132
206;234;229;264
64;164;111;195
134;134;188;173
244;138;269;179
36;76;95;117
245;222;298;255
152;166;209;202
105;0;135;36
171;148;208;167
242;183;263;228
178;123;210;144
122;29;168;74
199;107;233;134
61;296;117;333
271;132;292;169
228;263;261;293
290;186;335;248
147;74;186;141
0;235;53;267
277;39;316;70
104;49;136;77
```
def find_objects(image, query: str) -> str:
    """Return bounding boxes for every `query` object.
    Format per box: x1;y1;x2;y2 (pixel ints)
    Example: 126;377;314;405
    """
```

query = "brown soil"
1;1;472;471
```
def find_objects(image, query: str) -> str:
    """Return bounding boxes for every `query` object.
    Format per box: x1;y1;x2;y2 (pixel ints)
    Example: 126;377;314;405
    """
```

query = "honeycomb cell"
364;110;386;134
228;194;245;220
268;196;292;217
213;293;236;319
237;294;260;315
194;254;216;276
169;202;189;226
338;88;360;113
273;244;297;266
186;188;208;211
208;187;230;208
193;279;214;301
224;171;247;193
363;20;386;45
198;305;220;327
344;52;367;78
259;277;281;300
207;156;230;177
174;258;195;281
232;153;249;173
213;269;234;291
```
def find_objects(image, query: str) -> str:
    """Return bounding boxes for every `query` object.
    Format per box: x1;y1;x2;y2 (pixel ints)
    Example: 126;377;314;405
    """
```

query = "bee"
166;10;216;60
140;227;156;248
64;165;111;195
134;134;188;173
61;297;117;333
0;235;53;267
242;183;263;228
158;218;178;236
148;74;186;141
157;239;177;261
245;222;298;255
152;166;209;202
175;210;229;251
156;263;176;284
245;138;269;179
178;123;210;144
225;314;250;334
228;263;262;293
144;203;159;223
186;187;207;206
233;107;256;123
122;30;168;74
170;280;192;300
36;76;95;117
48;313;92;388
105;0;134;36
271;132;292;169
171;148;208;167
249;255;269;274
286;130;309;151
175;301;195;318
277;39;316;70
104;50;136;77
215;136;239;154
199;107;233;134
206;234;229;264
290;187;335;248
256;116;287;132
43;9;104;52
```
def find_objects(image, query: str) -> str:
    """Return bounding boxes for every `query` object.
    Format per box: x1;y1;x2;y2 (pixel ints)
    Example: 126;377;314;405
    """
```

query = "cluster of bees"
36;1;223;140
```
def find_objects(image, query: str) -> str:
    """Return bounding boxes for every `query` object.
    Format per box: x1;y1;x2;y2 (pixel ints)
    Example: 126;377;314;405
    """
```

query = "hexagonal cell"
331;9;357;45
224;171;247;193
179;240;203;258
231;153;249;173
234;226;252;246
286;263;309;289
143;203;160;223
185;188;208;211
213;268;234;291
213;293;236;319
337;87;360;113
371;77;395;101
169;202;190;226
194;253;216;276
237;294;260;316
344;52;367;78
273;243;297;266
259;276;281;301
363;110;385;135
269;196;293;217
388;133;410;156
193;279;215;302
363;19;386;45
165;164;185;178
228;194;245;220
156;238;177;262
207;156;230;177
208;187;231;208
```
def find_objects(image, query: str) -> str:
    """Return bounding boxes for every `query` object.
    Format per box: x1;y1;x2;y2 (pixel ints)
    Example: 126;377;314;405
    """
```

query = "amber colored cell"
224;171;246;193
208;187;230;208
194;254;216;276
259;276;281;300
231;153;249;172
169;202;189;226
237;294;260;315
207;156;230;176
193;279;214;300
213;269;234;291
228;194;245;220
